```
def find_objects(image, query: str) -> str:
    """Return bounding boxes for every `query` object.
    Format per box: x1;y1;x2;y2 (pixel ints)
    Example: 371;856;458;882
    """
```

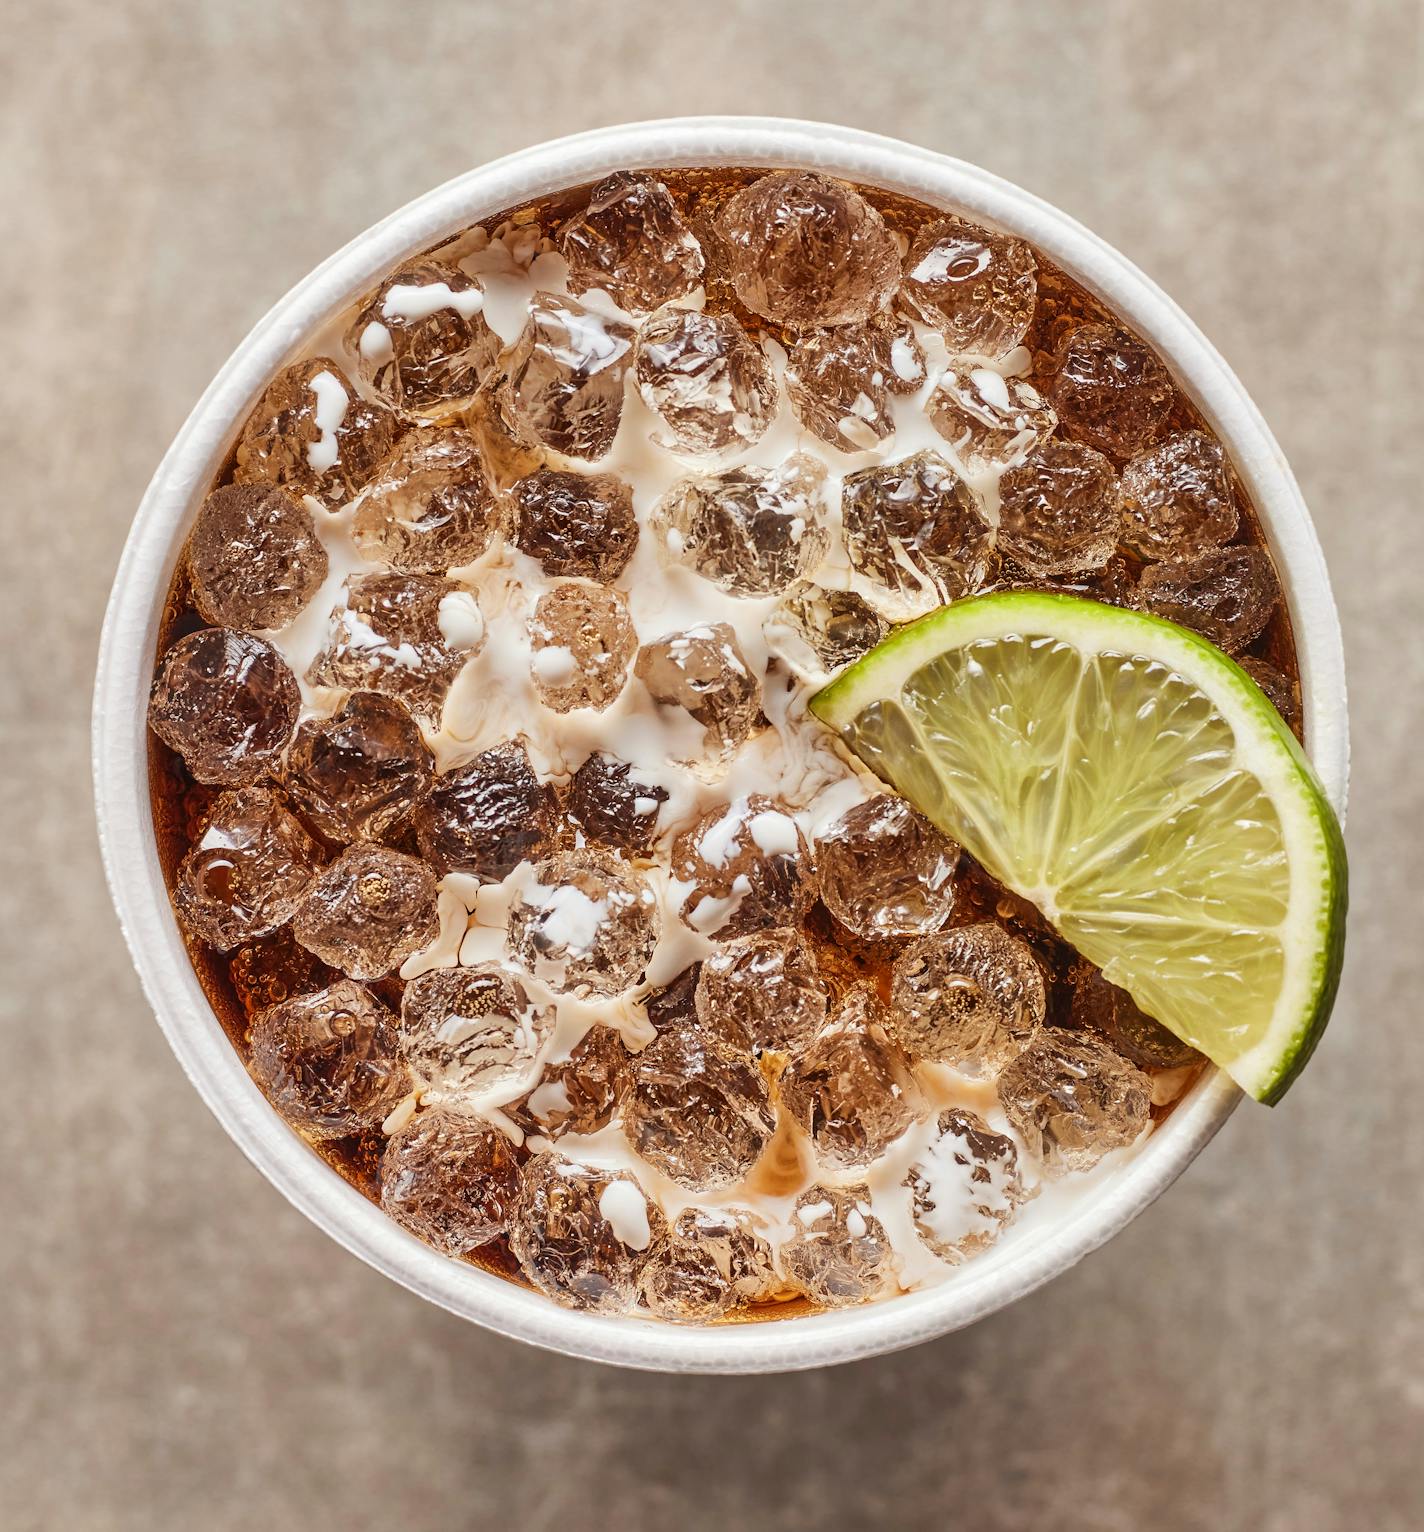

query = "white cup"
93;117;1349;1373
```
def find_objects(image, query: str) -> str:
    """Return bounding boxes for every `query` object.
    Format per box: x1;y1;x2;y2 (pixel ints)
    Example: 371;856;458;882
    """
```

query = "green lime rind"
810;591;1348;1105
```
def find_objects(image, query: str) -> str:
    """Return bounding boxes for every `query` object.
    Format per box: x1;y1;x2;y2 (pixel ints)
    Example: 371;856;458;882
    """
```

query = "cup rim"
93;116;1349;1374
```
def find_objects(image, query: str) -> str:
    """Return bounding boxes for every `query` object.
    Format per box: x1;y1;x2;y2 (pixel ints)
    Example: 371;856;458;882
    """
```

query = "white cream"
304;369;349;473
381;281;485;323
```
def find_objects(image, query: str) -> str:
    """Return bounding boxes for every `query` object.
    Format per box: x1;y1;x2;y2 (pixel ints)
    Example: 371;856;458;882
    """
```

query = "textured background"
3;1;1419;1527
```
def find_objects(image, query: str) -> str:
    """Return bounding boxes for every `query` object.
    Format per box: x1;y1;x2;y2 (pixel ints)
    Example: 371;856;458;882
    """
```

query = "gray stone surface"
2;0;1419;1526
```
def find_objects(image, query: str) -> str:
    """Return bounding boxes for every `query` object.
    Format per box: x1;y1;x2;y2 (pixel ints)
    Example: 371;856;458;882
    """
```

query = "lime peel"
811;591;1347;1104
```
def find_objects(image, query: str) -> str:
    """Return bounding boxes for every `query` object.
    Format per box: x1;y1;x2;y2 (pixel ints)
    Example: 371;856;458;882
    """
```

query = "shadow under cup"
92;117;1349;1374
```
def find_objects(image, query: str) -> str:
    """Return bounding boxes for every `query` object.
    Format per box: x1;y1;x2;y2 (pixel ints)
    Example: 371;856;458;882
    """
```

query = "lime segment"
810;592;1346;1103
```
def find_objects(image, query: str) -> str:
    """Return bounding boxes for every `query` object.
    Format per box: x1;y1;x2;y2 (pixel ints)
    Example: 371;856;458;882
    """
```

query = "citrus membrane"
810;592;1346;1103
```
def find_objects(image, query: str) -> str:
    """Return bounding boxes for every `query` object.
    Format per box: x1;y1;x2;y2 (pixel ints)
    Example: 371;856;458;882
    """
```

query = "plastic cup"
93;117;1349;1373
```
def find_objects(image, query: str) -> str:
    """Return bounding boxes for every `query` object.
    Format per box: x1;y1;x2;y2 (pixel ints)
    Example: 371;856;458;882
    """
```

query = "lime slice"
811;591;1346;1103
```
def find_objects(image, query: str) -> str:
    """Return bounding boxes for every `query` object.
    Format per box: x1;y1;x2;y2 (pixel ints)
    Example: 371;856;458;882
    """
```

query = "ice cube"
1070;967;1203;1071
640;1205;780;1321
1119;430;1239;562
634;308;777;456
889;923;1046;1075
291;843;440;980
762;581;889;678
997;1028;1151;1175
305;573;480;727
1241;656;1302;736
528;582;636;713
695;927;828;1056
415;740;559;880
633;624;761;770
563;752;669;856
507;468;639;582
560;170;705;312
904;1107;1024;1265
841;449;993;615
149;628;299;786
1048;322;1174;459
781;1185;899;1308
785;323;896;450
508;1153;665;1313
717;170;901;328
379;1104;522;1256
669;795;817;938
279;691;433;844
512;1023;631;1140
652;454;831;599
344;258;500;417
174;785;325;950
622;1024;775;1191
463;371;546;490
926;361;1056;474
778;987;924;1170
248;979;412;1141
350;426;499;572
996;438;1122;576
901;215;1038;360
399;962;554;1098
1135;544;1281;653
816;794;958;939
187;483;328;632
505;292;634;461
507;850;659;997
233;356;401;510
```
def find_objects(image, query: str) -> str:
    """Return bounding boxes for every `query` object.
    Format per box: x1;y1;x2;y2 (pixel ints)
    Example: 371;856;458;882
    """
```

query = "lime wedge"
811;592;1346;1103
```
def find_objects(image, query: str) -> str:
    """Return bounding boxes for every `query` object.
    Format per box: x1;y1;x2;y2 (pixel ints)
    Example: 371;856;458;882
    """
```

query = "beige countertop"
2;1;1419;1527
